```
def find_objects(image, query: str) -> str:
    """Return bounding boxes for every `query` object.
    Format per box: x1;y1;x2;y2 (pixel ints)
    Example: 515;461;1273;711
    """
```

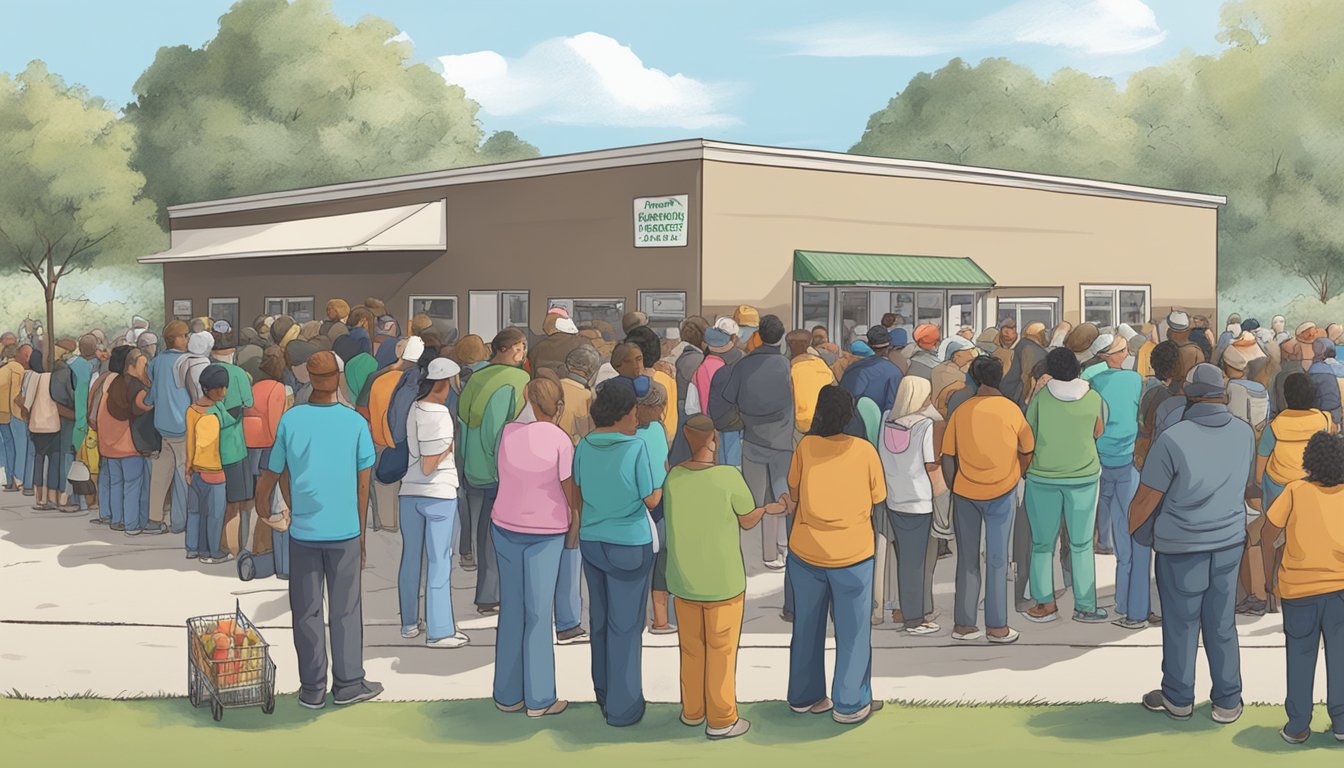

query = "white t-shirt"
400;401;458;499
878;412;936;515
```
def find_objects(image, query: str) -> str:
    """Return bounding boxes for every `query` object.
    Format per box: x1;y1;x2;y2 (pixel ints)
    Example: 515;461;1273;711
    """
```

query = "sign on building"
634;195;689;248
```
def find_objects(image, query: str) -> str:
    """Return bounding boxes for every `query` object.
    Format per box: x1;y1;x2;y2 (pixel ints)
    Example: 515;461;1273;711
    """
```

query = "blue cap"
890;328;909;347
704;327;731;348
850;340;875;357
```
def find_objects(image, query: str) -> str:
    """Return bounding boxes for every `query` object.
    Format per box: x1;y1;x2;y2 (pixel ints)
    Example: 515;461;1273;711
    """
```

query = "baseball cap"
890;328;910;347
426;357;461;381
1090;333;1125;357
306;350;340;379
704;327;733;350
136;331;159;349
714;317;740;337
199;363;230;392
1116;323;1139;342
1240;318;1261;332
1184;363;1226;398
866;325;892;349
1166;311;1190;332
944;336;977;356
555;317;578;334
734;305;760;326
1314;338;1337;360
401;335;426;362
850;340;874;357
187;330;214;356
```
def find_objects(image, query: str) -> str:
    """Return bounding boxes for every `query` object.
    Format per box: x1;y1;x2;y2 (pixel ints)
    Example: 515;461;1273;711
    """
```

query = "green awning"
793;250;995;289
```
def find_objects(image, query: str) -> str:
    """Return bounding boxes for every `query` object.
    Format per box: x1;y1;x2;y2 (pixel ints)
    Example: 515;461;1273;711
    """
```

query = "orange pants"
674;593;745;729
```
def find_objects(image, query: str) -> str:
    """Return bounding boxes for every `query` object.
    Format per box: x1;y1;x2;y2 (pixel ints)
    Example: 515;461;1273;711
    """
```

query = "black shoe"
780;611;794;623
937;540;953;560
298;691;327;710
110;523;125;532
1141;689;1192;720
477;604;500;616
334;680;383;706
556;627;589;645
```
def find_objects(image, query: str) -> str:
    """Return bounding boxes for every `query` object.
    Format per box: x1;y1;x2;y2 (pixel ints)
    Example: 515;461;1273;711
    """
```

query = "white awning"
140;200;446;264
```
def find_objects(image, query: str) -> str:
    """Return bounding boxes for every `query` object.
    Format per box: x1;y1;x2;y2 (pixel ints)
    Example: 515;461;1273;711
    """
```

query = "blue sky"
0;0;1229;155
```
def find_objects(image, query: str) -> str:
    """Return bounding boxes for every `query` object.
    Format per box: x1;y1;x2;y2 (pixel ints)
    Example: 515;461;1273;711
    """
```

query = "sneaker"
527;700;568;718
1023;604;1059;623
426;633;469;649
1211;700;1243;725
1142;689;1192;721
871;610;885;627
461;553;477;572
780;611;794;623
108;522;124;531
401;625;421;639
200;554;234;565
1094;545;1115;556
477;604;500;616
1334;730;1344;742
680;714;706;727
1073;608;1110;624
125;528;143;536
1280;727;1310;744
333;680;383;706
142;522;168;536
833;700;884;725
763;558;786;571
1235;597;1266;616
906;622;941;636
649;624;678;636
706;718;751;740
1147;613;1163;626
495;700;525;713
185;552;200;560
556;627;589;645
987;628;1020;644
951;628;984;641
789;697;833;715
90;517;106;525
1112;617;1148;631
298;691;327;710
22;489;34;496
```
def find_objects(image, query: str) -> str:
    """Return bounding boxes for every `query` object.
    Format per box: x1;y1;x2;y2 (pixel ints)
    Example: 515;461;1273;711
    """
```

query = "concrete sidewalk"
0;489;1312;704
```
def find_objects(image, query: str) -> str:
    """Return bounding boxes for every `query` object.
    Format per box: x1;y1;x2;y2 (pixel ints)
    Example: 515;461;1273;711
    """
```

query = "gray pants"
290;536;366;700
742;442;791;563
887;510;937;625
148;435;188;532
463;482;500;607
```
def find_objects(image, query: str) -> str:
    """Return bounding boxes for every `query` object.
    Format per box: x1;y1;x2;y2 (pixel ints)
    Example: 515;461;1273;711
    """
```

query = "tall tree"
126;0;539;220
0;63;163;356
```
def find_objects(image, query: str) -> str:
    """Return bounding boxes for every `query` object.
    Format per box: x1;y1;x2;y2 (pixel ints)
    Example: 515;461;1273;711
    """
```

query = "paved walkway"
0;489;1315;704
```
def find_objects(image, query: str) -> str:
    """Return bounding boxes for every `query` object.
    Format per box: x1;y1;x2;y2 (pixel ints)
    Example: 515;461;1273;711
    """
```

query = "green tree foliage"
0;63;164;355
851;0;1344;308
126;0;539;218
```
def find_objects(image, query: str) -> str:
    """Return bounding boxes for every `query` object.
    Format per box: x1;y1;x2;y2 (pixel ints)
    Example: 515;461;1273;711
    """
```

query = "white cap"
187;331;214;356
426;357;461;381
1116;323;1138;341
714;317;740;337
401;335;426;362
665;327;680;341
554;318;578;335
1089;333;1116;356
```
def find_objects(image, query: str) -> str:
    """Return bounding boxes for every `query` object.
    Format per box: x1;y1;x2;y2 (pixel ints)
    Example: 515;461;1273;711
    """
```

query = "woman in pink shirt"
491;377;575;718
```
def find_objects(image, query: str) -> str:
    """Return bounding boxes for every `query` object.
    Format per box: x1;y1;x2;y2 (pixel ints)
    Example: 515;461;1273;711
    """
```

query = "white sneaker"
905;622;941;636
951;629;984;641
427;632;469;648
763;558;786;571
401;625;421;639
706;718;751;740
987;628;1021;644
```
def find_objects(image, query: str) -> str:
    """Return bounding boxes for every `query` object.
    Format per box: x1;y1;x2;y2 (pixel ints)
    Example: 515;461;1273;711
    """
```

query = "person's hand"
360;542;367;570
778;493;797;514
763;501;787;516
261;513;290;532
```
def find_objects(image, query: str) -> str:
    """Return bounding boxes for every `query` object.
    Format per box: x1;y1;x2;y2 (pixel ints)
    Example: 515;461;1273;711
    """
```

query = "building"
144;139;1224;345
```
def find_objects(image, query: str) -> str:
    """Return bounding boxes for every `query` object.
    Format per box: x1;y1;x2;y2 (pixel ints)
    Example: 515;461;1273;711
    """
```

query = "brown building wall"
700;161;1218;325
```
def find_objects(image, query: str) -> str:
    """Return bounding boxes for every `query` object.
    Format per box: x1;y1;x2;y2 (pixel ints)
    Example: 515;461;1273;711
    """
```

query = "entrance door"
837;288;870;345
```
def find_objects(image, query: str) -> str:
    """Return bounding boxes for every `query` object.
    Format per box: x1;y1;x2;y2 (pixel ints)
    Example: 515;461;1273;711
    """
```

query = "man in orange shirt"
942;355;1034;644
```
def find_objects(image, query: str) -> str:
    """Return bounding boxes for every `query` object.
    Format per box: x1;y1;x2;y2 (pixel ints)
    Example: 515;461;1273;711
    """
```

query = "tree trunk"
45;254;56;361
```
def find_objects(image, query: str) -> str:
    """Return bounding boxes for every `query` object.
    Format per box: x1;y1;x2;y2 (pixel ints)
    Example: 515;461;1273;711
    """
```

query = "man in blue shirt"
1129;363;1253;725
145;321;192;534
259;350;380;710
840;326;904;414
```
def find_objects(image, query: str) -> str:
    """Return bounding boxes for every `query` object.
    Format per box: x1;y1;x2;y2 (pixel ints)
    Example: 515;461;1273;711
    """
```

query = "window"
838;289;870;344
998;298;1059;330
947;291;976;331
501;291;530;330
799;287;832;332
1081;285;1150;328
410;295;458;341
916;291;943;329
549;298;625;336
264;296;315;323
207;298;240;347
639;291;687;337
890;291;915;334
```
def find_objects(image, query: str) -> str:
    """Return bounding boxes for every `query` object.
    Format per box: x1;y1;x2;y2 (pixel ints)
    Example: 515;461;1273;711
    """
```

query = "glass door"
838;288;871;346
798;286;833;333
916;290;944;331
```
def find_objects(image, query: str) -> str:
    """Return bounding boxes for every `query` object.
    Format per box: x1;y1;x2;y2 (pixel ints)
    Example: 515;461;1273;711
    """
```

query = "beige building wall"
701;161;1217;325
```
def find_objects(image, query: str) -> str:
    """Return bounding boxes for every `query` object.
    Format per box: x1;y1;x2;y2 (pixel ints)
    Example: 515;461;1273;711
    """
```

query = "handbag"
131;411;162;455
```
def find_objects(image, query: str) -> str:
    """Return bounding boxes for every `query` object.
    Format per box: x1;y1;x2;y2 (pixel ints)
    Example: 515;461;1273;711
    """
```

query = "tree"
126;0;540;220
0;63;164;357
480;131;541;164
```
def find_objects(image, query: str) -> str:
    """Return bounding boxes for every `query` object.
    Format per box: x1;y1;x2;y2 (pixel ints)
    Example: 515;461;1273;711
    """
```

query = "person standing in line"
906;325;942;381
1308;338;1344;425
208;324;256;556
89;346;128;529
1260;432;1344;745
145;321;192;535
528;307;588;379
840;326;905;415
786;329;836;442
942;356;1033;644
1129;363;1252;725
669;317;709;466
185;364;231;563
690;327;741;466
242;346;292;578
104;348;153;535
366;337;425;535
550;345;598;645
398;357;469;649
573;383;658;727
626;325;678;446
21;349;62;512
0;344;23;493
259;350;382;710
666;414;786;740
47;341;80;512
492;377;574;718
1002;322;1049;408
632;382;675;635
67;335;101;512
457;328;531;616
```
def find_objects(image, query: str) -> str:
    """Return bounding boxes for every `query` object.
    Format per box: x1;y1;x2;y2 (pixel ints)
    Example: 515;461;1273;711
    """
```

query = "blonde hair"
526;377;564;419
892;376;932;419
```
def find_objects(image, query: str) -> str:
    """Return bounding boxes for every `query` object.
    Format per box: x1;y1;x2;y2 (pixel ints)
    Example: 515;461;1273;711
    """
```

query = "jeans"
953;491;1015;629
397;495;459;640
717;430;742;468
887;510;936;627
1155;546;1243;709
555;546;584;632
1025;475;1100;612
581;539;654;726
1281;590;1344;735
290;536;367;701
97;456;113;523
9;418;33;488
787;554;874;716
108;456;150;533
493;525;564;711
0;419;14;484
462;482;500;606
186;474;226;558
1101;464;1150;621
149;435;188;532
676;593;745;729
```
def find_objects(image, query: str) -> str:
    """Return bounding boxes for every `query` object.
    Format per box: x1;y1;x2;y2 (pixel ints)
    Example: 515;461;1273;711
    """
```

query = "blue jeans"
787;555;874;716
1101;463;1150;621
109;456;149;533
953;491;1015;629
493;525;564;711
717;430;743;468
581;539;654;726
0;419;14;483
97;456;113;523
1155;546;1243;709
1282;590;1344;735
186;474;226;558
9;418;33;488
555;546;583;632
462;482;500;606
397;495;459;640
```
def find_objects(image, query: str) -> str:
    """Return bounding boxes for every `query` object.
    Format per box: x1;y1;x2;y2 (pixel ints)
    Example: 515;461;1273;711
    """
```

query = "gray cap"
1184;362;1226;398
1167;310;1190;332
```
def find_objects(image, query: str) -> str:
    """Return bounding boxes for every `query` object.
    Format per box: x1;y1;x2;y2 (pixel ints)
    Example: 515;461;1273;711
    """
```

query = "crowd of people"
1;301;1341;744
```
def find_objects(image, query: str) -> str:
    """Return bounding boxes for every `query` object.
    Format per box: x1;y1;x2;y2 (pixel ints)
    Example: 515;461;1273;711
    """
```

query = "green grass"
2;697;1342;766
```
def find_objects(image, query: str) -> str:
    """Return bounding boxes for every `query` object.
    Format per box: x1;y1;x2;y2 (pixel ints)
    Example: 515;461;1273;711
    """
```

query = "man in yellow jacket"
785;329;834;444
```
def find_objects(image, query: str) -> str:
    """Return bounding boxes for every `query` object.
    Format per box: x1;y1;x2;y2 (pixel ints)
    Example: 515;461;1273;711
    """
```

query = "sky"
0;0;1230;155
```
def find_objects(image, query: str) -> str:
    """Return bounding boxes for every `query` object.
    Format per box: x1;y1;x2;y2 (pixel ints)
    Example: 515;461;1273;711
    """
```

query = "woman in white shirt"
398;357;467;648
877;376;944;635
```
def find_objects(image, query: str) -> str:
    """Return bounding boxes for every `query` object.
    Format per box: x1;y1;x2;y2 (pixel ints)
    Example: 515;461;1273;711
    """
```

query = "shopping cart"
186;600;276;721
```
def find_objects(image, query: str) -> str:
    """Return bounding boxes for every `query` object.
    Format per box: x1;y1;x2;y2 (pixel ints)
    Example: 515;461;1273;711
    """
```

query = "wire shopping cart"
186;599;276;721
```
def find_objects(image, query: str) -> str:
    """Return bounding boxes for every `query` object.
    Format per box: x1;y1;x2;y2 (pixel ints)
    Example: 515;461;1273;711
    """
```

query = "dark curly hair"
969;355;1003;389
1150;340;1179;382
1303;431;1344;487
625;326;662;371
808;385;855;437
1045;347;1081;382
1284;372;1316;411
591;381;637;428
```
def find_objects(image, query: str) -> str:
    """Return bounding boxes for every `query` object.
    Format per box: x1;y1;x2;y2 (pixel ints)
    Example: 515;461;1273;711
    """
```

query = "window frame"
264;296;316;323
1080;284;1151;328
207;297;241;347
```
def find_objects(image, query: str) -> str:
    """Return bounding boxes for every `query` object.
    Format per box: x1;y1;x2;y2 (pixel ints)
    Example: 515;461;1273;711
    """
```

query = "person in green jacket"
210;323;255;556
456;327;530;614
1023;347;1108;624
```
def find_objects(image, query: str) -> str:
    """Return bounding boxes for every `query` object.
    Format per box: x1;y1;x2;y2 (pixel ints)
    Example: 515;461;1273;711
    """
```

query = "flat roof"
166;138;1227;220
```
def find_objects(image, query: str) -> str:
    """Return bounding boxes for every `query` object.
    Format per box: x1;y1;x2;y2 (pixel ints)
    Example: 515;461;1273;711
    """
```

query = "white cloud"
439;32;737;130
774;0;1167;58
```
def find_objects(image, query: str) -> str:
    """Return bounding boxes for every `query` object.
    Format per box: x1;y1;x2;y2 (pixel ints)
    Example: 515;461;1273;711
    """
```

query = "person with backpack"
207;324;256;557
240;346;292;580
104;348;154;535
365;337;426;535
185;364;232;564
1308;338;1343;425
145;321;191;535
90;346;129;530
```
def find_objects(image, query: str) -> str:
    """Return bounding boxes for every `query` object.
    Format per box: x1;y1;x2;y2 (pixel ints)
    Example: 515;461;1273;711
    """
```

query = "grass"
2;697;1342;766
